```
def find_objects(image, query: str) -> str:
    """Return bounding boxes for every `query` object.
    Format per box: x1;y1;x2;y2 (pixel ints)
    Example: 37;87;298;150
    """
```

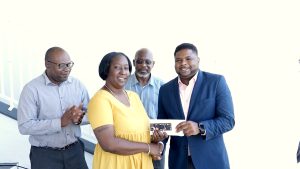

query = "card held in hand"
150;119;185;136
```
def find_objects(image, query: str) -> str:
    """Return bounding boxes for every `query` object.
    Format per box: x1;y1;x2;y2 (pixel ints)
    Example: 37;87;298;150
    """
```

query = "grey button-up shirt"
125;74;164;119
17;73;89;148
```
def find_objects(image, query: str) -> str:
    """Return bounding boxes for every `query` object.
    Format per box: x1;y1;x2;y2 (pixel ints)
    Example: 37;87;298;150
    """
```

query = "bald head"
135;48;153;60
45;47;67;61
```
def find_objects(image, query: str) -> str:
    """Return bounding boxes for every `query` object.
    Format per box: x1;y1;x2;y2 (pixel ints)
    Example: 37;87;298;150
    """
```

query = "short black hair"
98;52;132;80
174;43;198;56
45;47;65;60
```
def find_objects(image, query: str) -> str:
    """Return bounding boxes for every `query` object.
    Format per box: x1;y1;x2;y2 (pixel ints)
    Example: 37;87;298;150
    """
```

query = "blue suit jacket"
158;70;235;169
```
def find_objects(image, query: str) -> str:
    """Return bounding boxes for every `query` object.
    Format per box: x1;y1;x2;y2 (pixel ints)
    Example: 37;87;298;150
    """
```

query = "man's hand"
61;105;76;127
72;103;85;125
175;121;200;136
61;103;85;127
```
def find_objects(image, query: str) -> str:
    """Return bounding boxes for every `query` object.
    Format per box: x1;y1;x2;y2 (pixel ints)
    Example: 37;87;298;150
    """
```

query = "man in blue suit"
158;43;235;169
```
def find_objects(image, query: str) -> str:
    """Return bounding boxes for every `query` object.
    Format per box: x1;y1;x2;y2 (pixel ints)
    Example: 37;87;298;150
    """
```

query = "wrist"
198;123;206;136
147;143;151;155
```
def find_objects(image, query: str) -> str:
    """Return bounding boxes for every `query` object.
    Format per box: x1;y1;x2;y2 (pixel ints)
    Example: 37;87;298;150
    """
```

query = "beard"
136;72;150;78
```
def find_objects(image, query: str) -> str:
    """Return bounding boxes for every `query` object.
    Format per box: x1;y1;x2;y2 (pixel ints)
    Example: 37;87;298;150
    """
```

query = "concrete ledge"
0;101;17;119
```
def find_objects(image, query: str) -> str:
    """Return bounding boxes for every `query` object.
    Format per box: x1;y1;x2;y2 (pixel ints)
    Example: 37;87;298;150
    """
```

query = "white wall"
1;0;300;168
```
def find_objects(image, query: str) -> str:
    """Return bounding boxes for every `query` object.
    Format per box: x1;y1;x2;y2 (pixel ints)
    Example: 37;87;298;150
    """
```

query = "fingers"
149;143;163;157
152;128;168;142
63;106;75;119
151;155;162;160
78;102;83;110
68;105;76;112
72;111;84;124
149;142;164;161
176;121;188;132
73;103;86;118
61;104;87;126
63;104;86;125
61;106;75;127
176;121;199;136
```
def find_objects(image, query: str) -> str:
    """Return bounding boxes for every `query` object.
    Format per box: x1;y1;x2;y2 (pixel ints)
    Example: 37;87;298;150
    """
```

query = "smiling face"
45;49;72;84
174;49;199;84
106;54;131;89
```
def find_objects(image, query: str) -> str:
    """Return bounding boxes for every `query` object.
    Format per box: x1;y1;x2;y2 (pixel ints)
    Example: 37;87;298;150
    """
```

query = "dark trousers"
188;156;196;169
297;141;300;163
153;144;166;169
153;153;165;169
30;141;88;169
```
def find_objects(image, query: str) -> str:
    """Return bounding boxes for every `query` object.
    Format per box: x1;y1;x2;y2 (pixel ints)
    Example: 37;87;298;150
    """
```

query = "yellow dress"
88;89;153;169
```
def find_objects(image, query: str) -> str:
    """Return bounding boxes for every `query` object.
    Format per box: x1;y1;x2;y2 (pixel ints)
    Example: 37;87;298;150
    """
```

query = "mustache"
136;72;150;78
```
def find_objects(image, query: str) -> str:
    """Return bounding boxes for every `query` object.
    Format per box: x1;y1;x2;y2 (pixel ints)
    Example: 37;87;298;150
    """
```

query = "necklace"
104;84;130;105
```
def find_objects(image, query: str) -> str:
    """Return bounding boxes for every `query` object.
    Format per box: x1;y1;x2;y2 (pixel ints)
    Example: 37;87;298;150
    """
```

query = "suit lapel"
187;70;203;119
172;77;185;119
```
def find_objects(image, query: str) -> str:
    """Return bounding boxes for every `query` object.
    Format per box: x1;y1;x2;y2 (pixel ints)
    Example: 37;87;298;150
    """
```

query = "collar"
132;73;155;86
178;70;199;86
43;71;72;86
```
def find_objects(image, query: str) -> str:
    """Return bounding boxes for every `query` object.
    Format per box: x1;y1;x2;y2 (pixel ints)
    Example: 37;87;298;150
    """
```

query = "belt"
33;141;78;151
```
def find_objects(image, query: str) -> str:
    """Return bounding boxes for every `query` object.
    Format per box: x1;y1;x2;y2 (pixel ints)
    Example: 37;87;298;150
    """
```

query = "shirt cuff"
52;118;62;131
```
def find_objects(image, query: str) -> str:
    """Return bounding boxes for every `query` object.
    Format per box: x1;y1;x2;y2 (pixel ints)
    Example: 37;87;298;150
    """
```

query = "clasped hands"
61;103;85;127
150;127;168;160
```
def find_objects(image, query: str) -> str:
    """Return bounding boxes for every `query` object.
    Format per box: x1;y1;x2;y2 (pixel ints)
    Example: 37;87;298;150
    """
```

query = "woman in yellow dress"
88;52;164;169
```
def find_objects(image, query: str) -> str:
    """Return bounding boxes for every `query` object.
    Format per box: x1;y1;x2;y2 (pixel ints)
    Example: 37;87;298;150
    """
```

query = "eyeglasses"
47;60;74;69
135;59;153;65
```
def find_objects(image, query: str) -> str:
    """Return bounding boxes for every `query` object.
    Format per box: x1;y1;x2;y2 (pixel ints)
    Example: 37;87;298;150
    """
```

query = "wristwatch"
198;123;206;136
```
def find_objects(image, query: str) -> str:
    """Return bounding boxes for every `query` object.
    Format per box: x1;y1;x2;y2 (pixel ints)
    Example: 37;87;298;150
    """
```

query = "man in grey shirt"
125;48;165;169
17;47;89;169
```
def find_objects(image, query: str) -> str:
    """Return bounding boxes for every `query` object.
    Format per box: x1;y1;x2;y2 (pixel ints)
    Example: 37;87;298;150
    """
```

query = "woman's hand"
151;127;168;143
149;142;164;160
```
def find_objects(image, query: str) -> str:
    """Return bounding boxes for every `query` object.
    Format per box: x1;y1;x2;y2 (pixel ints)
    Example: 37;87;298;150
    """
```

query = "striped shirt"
125;74;164;119
17;72;89;148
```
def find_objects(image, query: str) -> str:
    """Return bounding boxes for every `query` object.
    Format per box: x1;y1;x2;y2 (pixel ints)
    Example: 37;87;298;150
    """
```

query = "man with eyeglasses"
125;48;165;169
17;47;89;169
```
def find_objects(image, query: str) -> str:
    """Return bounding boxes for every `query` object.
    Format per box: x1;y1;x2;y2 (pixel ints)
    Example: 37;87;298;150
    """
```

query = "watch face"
199;123;205;134
198;123;203;129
